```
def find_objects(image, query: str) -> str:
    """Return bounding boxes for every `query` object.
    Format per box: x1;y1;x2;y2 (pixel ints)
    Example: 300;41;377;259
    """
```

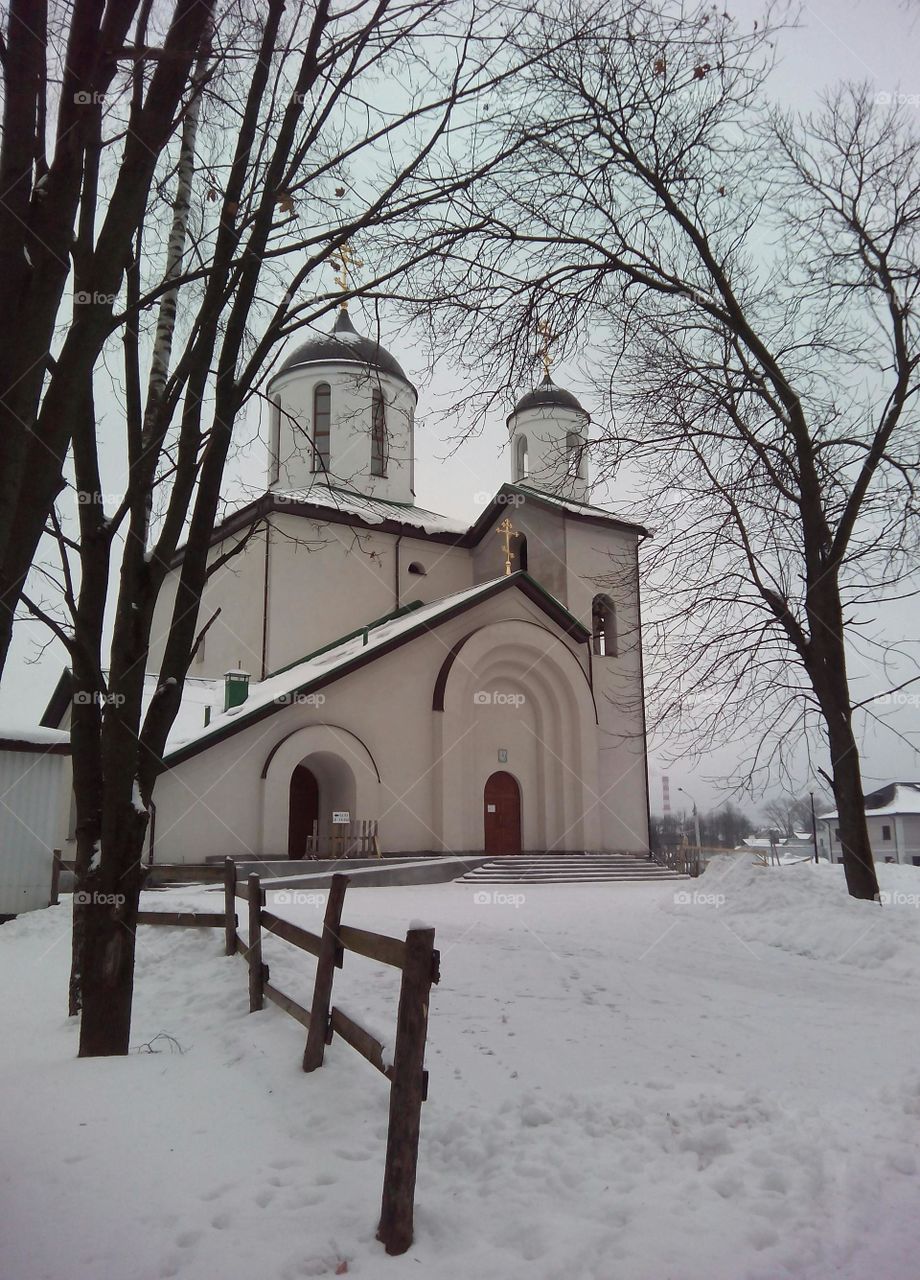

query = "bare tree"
24;0;540;1056
400;1;920;901
0;0;216;679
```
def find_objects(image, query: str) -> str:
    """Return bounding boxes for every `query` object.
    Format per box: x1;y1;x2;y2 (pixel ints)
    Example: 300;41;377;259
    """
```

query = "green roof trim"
265;598;426;680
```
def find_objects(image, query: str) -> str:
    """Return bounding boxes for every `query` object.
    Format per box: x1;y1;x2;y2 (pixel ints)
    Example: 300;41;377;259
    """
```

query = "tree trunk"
77;831;146;1057
825;712;880;902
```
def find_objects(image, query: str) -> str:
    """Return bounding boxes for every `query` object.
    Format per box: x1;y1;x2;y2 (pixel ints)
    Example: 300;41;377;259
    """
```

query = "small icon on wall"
498;748;508;763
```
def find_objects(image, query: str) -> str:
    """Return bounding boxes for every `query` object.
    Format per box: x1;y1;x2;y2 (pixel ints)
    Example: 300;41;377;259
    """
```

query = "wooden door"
483;771;522;856
288;765;319;859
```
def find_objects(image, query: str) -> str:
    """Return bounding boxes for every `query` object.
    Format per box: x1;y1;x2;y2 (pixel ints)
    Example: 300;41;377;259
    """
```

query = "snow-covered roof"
165;572;587;764
273;484;469;537
817;783;920;821
0;725;71;752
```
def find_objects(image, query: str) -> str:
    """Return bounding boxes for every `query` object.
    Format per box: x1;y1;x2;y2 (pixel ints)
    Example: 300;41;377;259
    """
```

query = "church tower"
507;373;590;501
266;308;417;504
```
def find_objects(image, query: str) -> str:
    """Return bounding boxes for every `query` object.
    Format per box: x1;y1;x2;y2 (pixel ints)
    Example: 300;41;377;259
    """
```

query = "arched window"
269;393;281;484
567;431;586;479
518;536;528;573
592;594;617;656
514;434;529;481
371;389;387;476
313;382;331;471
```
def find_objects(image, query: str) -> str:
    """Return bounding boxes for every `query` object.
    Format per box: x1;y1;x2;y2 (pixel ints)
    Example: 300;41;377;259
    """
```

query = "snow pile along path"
1;873;920;1279
670;854;920;975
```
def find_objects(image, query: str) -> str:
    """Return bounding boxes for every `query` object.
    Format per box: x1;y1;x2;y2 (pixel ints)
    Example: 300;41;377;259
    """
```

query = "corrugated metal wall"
0;750;67;914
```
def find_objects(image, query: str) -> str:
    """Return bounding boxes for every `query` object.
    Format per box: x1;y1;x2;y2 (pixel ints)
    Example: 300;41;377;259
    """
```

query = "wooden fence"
305;819;380;858
108;857;434;1256
651;845;702;877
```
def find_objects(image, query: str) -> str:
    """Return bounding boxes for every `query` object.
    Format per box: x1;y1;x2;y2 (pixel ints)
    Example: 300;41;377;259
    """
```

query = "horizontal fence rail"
112;858;436;1257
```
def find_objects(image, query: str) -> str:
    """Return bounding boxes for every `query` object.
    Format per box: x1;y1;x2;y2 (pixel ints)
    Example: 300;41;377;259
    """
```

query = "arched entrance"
288;764;319;858
484;771;522;855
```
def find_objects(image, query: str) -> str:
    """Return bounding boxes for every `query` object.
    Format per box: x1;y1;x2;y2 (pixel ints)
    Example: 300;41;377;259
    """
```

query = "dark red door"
288;765;319;858
483;771;522;855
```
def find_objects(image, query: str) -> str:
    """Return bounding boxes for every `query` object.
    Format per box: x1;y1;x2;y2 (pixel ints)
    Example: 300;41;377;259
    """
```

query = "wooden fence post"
224;858;237;955
248;873;265;1012
377;926;436;1256
49;849;62;907
302;873;349;1072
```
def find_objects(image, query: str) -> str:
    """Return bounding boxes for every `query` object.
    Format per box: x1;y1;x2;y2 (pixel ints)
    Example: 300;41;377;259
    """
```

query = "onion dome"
271;309;415;394
508;374;587;420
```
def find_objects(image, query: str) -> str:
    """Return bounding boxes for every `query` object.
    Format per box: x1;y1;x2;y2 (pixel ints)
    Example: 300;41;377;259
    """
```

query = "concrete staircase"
457;853;689;884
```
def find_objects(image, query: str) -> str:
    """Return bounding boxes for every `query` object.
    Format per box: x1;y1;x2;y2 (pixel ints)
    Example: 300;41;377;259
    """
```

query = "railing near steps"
304;818;380;858
650;846;702;877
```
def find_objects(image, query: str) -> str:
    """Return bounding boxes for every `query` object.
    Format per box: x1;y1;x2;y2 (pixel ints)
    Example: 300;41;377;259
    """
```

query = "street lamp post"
678;787;702;850
810;791;819;864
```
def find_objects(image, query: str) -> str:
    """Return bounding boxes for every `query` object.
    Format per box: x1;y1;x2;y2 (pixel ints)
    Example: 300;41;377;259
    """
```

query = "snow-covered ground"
2;858;920;1279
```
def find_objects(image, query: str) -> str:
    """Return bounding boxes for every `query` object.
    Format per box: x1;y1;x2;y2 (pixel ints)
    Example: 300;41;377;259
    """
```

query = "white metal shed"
0;727;71;917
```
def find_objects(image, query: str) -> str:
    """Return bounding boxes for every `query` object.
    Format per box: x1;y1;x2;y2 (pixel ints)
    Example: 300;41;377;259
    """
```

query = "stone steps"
457;854;688;884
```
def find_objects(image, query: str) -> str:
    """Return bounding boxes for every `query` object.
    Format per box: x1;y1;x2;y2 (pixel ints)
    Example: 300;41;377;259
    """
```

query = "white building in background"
42;306;651;865
0;728;70;916
816;783;920;866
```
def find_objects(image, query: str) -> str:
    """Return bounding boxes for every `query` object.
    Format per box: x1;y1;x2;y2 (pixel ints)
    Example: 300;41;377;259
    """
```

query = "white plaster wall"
268;362;416;503
564;520;650;853
147;525;268;681
508;404;590;501
151;588;607;862
148;513;474;683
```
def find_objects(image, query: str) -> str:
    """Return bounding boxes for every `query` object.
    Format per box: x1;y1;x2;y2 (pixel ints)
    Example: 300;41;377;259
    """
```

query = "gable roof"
173;480;648;570
818;782;920;821
467;483;648;543
164;572;589;766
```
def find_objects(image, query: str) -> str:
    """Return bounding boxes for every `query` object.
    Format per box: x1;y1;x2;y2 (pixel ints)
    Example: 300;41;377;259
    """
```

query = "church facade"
51;309;652;862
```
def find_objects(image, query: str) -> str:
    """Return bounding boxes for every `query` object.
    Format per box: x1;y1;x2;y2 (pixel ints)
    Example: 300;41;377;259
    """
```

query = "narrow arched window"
592;594;617;656
269;393;281;484
313;382;331;471
567;431;585;479
518;535;528;573
371;389;387;476
514;434;528;481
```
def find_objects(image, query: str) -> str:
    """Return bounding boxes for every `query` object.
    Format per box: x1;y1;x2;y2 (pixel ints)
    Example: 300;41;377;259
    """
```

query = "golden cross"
497;516;519;576
332;241;363;309
536;318;555;378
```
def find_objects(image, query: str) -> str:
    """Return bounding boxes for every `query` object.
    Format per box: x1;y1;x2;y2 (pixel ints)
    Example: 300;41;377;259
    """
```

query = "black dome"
271;309;415;393
511;374;586;417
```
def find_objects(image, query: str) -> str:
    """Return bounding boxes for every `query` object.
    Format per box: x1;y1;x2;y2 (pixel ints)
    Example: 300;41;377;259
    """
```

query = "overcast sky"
3;0;917;824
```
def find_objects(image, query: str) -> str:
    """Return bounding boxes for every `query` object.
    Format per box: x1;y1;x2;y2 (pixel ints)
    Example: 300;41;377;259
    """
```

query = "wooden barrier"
302;875;349;1071
240;870;438;1255
305;818;380;858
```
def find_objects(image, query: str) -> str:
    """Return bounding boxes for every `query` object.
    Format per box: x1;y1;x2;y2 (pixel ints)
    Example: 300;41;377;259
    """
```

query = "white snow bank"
668;855;920;975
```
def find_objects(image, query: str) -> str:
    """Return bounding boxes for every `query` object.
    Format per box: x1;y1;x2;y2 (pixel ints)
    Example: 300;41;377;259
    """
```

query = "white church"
44;306;652;864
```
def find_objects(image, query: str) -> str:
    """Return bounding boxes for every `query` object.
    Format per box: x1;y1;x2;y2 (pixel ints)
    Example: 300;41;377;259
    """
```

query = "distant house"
816;783;920;866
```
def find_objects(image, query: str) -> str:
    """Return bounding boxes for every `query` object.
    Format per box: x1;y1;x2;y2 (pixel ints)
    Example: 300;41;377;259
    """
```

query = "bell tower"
507;322;590;500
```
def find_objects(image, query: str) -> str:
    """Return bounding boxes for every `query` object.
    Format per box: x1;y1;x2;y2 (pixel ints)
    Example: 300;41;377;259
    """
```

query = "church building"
47;307;652;863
